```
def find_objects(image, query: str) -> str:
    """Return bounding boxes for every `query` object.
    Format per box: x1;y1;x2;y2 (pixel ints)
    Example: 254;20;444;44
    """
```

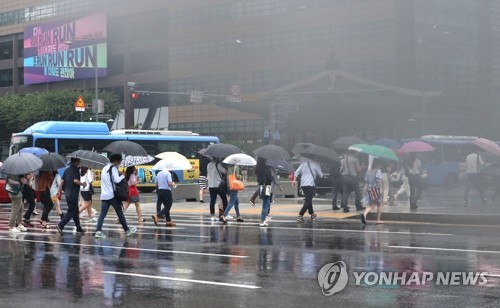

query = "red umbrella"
472;138;500;156
397;141;434;154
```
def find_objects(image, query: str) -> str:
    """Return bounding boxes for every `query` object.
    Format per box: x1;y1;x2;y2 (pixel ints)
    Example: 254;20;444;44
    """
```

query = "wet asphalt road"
0;197;499;307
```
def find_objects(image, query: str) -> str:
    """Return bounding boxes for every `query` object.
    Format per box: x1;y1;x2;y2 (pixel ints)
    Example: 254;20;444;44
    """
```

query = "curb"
366;212;499;226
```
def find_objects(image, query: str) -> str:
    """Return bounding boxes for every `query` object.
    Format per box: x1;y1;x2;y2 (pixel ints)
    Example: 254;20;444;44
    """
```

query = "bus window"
34;138;56;153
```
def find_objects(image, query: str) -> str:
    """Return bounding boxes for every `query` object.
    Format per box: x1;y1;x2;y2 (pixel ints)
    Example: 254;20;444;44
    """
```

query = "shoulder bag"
109;166;129;201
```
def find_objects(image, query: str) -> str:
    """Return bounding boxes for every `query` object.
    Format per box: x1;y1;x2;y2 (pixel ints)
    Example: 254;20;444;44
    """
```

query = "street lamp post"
95;66;98;122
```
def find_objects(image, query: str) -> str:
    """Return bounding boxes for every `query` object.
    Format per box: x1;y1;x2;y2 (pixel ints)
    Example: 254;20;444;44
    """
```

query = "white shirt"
100;163;124;200
80;170;94;192
294;159;323;187
465;153;484;174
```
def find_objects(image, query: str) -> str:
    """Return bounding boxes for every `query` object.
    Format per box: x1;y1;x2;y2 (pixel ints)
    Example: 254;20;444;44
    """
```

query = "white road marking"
388;245;500;254
103;271;261;289
0;237;248;258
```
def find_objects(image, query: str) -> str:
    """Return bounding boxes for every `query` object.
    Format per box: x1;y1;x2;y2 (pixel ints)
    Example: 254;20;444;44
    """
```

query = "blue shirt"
155;169;172;190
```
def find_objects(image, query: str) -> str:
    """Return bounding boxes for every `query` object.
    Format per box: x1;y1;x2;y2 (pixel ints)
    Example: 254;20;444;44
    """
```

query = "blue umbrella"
19;147;49;157
372;138;400;149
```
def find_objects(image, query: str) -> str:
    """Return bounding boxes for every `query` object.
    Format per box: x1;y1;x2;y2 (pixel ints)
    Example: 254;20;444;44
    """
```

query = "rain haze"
1;1;500;307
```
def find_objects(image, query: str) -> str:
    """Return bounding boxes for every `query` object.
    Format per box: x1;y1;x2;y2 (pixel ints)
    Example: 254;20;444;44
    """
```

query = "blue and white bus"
402;135;478;188
10;121;219;192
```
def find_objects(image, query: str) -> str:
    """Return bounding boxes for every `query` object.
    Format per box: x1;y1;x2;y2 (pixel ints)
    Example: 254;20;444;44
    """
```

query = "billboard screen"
24;13;107;85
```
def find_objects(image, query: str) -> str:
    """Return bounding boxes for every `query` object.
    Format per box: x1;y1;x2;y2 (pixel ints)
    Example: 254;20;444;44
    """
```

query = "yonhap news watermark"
318;261;488;296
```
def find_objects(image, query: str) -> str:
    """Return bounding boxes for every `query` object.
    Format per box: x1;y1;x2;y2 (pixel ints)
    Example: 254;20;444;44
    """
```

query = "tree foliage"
0;89;122;141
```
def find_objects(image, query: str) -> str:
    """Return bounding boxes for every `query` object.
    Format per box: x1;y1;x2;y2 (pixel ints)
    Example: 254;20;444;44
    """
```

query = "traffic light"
130;91;140;99
127;81;139;100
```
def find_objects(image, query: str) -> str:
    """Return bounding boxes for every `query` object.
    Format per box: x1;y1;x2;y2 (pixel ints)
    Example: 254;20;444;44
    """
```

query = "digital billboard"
24;13;107;85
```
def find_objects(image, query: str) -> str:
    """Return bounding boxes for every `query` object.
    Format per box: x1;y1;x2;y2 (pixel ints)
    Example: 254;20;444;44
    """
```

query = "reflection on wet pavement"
0;204;499;307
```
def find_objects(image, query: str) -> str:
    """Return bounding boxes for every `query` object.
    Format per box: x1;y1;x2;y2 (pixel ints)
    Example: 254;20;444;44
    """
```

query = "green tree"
0;89;122;141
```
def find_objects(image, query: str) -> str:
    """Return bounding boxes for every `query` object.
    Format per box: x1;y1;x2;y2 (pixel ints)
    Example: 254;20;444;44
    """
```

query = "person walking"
220;164;245;224
50;171;64;220
340;150;365;212
21;172;37;224
78;167;96;222
463;151;486;207
330;162;343;210
6;175;27;233
123;166;146;222
198;153;210;203
207;158;228;221
255;157;273;227
293;157;323;223
406;153;423;210
151;168;176;227
94;154;137;238
361;158;384;225
57;158;87;235
38;171;54;229
392;163;410;201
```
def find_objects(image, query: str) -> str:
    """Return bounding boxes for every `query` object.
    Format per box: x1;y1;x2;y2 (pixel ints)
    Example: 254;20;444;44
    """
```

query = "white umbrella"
223;153;257;166
152;152;192;170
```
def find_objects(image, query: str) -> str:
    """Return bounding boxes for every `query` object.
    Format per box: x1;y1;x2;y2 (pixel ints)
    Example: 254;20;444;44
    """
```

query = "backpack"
108;166;129;201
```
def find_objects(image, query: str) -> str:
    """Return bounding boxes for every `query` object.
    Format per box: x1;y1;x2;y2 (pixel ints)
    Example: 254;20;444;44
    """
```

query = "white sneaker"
17;224;27;232
95;231;106;238
259;221;269;227
89;217;97;222
9;227;21;233
125;227;137;237
266;215;272;221
226;215;233;219
210;216;217;221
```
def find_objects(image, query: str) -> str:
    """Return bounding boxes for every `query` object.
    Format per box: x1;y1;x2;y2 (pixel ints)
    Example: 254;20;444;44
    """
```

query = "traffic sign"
190;91;204;103
231;84;241;97
74;95;86;112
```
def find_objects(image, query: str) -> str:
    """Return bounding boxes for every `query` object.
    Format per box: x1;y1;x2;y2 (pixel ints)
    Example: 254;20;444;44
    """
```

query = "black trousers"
157;189;173;221
209;187;228;216
299;186;316;216
40;189;54;222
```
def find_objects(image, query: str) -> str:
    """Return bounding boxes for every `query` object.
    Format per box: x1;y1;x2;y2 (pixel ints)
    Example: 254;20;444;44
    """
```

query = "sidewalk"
132;185;500;226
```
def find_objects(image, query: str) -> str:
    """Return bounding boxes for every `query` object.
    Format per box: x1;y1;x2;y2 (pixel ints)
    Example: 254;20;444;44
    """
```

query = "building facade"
1;0;499;148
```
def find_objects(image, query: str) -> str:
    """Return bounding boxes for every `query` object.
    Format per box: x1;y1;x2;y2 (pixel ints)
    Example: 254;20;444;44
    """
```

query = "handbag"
88;183;95;195
259;184;272;197
216;163;228;193
228;173;244;191
5;182;21;195
368;185;381;203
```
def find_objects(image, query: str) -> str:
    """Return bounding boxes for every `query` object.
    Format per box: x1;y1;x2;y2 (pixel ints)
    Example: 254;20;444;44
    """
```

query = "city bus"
401;135;478;188
9;121;219;192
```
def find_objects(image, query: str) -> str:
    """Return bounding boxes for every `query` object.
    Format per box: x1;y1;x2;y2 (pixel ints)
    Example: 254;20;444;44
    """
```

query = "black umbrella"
332;136;366;150
66;150;110;169
253;145;291;161
103;140;148;156
39;153;67;171
291;142;315;157
203;143;242;159
0;152;43;175
301;145;340;166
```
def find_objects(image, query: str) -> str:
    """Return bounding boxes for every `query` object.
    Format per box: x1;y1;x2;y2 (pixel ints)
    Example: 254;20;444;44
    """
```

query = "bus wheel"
138;187;156;193
444;174;458;189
